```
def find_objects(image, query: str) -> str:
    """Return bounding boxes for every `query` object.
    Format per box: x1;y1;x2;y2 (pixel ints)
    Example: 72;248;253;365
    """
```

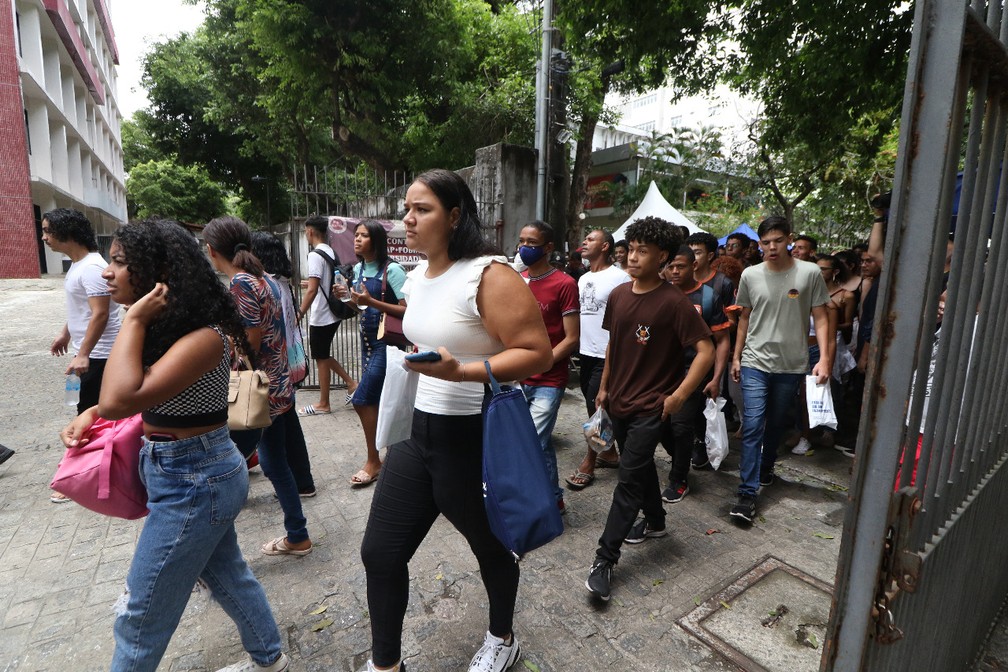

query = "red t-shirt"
602;282;711;417
522;268;579;387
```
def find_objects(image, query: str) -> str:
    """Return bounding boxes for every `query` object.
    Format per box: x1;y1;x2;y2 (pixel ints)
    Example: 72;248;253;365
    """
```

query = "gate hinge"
871;487;922;644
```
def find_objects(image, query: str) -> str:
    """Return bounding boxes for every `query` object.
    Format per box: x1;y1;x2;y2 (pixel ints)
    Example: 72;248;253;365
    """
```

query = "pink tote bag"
50;415;149;519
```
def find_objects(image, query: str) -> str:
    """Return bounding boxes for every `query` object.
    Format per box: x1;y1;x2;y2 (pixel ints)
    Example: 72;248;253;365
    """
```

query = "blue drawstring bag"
481;361;564;560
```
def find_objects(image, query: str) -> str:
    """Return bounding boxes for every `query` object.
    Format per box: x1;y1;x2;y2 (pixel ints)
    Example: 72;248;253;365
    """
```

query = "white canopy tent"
610;181;705;241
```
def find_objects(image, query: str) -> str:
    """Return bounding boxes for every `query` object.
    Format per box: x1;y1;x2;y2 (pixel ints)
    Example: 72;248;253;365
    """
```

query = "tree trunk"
565;74;612;250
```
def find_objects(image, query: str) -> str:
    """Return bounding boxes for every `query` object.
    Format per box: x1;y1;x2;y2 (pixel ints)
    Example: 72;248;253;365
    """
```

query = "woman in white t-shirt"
358;170;551;672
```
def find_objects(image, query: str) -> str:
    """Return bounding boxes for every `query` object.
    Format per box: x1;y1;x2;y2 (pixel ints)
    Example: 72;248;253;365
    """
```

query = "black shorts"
308;322;339;360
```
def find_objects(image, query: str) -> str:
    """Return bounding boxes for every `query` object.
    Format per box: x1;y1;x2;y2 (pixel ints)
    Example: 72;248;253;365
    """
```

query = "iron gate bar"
824;1;969;669
956;94;1008;503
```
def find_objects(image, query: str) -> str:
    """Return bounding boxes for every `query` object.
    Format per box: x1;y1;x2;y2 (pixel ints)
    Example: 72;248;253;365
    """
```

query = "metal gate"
825;2;1008;670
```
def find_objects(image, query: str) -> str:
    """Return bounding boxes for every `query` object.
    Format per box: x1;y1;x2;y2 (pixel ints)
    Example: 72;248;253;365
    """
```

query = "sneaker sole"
624;529;668;544
584;578;611;601
730;510;755;524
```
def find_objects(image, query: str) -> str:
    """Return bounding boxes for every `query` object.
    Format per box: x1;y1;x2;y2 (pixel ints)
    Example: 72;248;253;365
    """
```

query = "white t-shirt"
307;243;339;327
401;256;508;415
578;264;630;358
65;252;121;358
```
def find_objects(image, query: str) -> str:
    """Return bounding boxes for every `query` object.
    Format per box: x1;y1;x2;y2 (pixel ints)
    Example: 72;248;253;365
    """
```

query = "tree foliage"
126;159;228;224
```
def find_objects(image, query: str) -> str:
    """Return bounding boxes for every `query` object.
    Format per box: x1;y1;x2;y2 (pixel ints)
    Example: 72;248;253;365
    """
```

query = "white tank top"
401;255;507;415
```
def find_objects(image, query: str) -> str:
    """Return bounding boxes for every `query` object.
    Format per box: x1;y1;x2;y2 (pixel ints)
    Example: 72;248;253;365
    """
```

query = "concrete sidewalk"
0;277;856;672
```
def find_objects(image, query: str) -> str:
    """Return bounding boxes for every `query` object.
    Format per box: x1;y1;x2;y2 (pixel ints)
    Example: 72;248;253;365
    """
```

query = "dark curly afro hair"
113;219;252;367
624;216;685;254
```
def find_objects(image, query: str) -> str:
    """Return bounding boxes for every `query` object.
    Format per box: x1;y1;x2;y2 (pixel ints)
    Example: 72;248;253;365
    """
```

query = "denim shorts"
351;329;387;406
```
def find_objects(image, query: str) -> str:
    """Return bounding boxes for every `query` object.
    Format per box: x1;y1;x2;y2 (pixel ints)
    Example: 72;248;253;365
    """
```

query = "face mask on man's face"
518;245;547;266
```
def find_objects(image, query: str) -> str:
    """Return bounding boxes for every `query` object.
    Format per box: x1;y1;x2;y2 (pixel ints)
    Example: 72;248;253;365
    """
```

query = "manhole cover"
678;555;833;672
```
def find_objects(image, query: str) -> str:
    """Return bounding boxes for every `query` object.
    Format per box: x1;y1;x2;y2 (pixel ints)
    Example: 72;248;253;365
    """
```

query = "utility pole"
534;0;553;221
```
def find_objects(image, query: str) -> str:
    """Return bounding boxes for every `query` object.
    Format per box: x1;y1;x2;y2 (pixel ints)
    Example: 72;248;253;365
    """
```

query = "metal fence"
825;2;1008;670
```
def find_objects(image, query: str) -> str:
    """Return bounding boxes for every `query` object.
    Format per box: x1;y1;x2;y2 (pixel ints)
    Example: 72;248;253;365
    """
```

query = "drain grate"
678;555;833;672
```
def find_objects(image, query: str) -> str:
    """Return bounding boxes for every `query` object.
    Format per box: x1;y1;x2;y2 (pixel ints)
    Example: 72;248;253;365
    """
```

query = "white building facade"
1;0;125;277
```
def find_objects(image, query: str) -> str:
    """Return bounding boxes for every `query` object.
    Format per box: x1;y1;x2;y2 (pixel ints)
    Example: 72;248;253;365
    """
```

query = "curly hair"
43;208;98;251
624;216;685;254
204;216;265;277
113;219;252;368
711;255;744;288
413;169;499;260
250;231;293;279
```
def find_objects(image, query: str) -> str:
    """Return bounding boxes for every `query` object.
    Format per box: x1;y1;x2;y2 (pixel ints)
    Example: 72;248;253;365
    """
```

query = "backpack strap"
700;283;716;325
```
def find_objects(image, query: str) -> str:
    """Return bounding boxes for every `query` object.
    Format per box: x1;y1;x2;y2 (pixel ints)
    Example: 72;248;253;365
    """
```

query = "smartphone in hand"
404;350;442;363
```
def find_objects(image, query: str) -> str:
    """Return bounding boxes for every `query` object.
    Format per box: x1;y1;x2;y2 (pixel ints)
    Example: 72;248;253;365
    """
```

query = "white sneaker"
468;631;521;672
791;437;814;456
216;652;289;672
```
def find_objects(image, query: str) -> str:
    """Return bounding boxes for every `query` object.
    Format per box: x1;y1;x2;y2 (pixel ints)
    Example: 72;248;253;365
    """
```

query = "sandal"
350;469;379;487
565;471;595;490
298;404;331;416
595;455;619;469
261;536;312;557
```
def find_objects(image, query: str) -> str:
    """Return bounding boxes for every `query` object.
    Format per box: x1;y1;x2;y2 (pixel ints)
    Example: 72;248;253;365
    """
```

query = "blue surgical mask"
518;245;547;266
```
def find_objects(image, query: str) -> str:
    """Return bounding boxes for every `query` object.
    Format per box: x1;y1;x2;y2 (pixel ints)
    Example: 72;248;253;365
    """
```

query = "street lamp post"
252;175;271;226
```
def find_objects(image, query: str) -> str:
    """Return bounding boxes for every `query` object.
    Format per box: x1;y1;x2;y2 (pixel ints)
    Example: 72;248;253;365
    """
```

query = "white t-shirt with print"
578;264;630;358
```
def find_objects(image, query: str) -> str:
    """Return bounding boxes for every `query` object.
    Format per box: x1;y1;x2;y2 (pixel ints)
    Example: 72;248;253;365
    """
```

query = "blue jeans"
232;410;309;544
739;367;802;498
521;384;565;502
112;426;282;671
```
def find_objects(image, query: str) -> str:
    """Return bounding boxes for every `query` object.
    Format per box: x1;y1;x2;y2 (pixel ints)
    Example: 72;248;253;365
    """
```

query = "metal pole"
534;0;552;221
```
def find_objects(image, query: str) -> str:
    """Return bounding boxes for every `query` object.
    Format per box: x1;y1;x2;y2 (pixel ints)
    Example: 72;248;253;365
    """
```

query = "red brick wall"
0;0;39;278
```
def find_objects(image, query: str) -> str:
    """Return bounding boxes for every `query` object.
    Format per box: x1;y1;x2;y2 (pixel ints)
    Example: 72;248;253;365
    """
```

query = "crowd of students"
44;175;890;672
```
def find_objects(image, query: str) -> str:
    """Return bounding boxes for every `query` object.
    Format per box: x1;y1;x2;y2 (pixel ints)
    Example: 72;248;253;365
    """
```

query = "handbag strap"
97;422;117;500
483;360;502;395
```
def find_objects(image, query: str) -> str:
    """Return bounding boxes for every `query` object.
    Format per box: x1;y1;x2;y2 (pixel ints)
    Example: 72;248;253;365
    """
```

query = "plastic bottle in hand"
65;373;81;407
333;273;352;303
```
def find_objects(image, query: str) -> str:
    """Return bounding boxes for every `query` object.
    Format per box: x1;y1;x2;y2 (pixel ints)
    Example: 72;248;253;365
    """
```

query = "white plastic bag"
805;375;838;430
704;397;729;470
582;407;614;452
375;348;419;448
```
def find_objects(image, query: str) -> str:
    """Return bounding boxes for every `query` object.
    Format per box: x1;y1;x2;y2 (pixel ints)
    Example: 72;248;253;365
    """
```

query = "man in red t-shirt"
518;220;580;513
585;217;714;602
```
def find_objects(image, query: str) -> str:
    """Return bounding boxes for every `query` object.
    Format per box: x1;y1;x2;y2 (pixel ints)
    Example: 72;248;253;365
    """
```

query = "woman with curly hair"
359;170;552;672
204;216;313;557
249;232;315;495
60;219;289;671
341;219;407;487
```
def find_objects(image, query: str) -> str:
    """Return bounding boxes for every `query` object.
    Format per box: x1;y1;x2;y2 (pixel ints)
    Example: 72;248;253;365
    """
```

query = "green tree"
121;112;162;172
556;0;727;246
126;159;229;224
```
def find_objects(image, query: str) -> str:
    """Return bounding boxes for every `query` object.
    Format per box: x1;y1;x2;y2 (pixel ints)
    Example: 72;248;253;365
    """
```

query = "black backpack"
311;248;357;321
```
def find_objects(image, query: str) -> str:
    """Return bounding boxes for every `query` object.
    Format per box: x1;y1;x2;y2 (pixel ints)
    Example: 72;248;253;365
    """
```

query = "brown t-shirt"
602;282;712;418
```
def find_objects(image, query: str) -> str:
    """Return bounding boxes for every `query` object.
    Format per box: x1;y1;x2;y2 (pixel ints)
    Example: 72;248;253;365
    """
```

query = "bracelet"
458;361;466;382
873;217;886;223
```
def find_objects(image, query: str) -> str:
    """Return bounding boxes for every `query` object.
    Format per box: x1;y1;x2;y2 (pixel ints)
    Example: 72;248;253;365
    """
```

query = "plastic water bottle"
65;373;81;407
333;273;352;303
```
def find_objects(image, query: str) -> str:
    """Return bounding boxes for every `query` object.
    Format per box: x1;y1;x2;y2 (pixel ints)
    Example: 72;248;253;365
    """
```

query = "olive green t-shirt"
736;259;830;373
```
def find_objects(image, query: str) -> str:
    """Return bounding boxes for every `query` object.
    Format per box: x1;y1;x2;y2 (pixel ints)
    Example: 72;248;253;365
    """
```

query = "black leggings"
360;410;520;666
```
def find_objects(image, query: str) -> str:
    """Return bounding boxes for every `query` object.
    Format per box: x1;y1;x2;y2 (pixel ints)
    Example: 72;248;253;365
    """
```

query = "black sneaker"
661;482;689;504
0;445;13;466
691;440;711;470
759;471;775;487
585;558;614;600
730;495;757;523
624;519;668;544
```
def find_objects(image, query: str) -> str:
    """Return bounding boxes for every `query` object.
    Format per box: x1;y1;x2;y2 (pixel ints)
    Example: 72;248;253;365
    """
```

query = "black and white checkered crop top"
141;326;232;428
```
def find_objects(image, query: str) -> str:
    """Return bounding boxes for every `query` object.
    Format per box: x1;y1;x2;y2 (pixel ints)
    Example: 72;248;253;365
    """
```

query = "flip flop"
344;392;354;406
350;469;379;487
298;404;331;416
595;456;619;469
261;536;313;556
565;471;595;490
